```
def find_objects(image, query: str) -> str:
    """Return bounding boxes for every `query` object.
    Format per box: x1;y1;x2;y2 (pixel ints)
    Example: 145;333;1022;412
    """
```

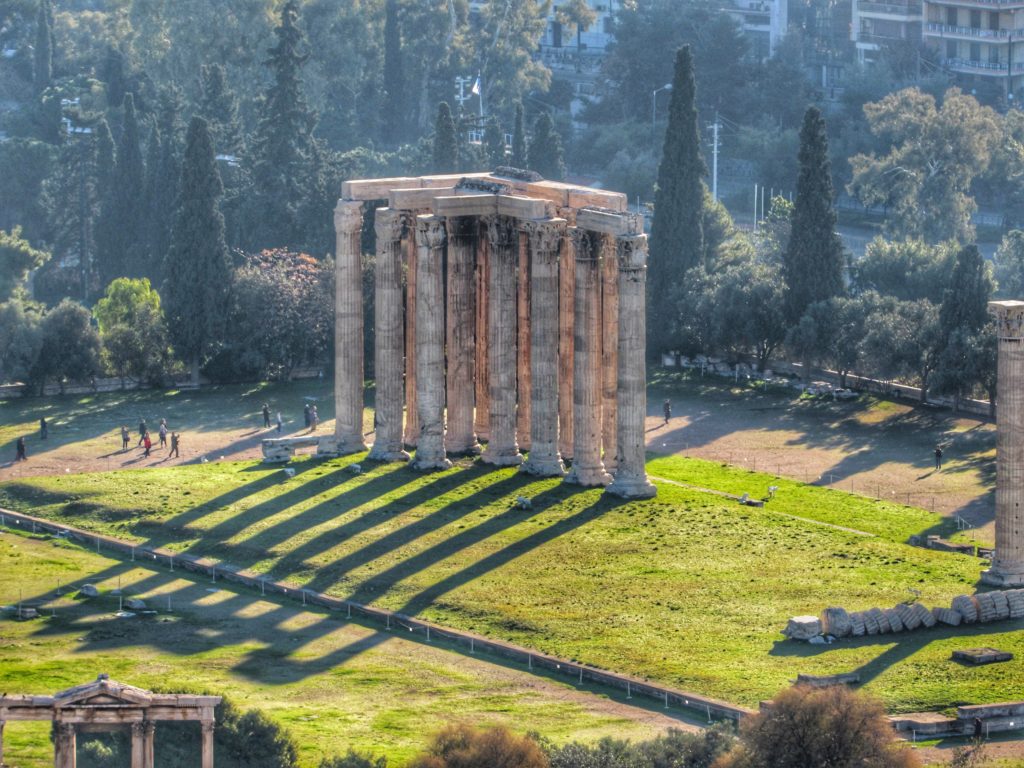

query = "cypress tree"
527;112;564;180
197;64;241;156
100;46;126;108
939;244;992;338
433;101;458;173
33;0;52;95
247;0;318;250
648;46;706;354
483;116;506;168
94;118;115;195
164;117;231;386
143;122;179;273
783;106;845;324
381;0;404;147
511;103;527;168
95;93;147;286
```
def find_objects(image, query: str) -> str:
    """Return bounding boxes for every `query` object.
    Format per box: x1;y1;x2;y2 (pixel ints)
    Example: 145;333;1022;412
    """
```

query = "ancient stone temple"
327;168;656;499
0;674;221;768
984;300;1024;586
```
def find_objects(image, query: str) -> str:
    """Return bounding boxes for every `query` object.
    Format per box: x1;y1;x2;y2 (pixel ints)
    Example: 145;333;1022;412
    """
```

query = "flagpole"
477;71;484;119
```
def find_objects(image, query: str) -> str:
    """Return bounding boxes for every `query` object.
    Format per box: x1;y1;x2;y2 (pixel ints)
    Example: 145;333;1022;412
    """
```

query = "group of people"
121;417;180;459
262;403;284;432
303;402;319;431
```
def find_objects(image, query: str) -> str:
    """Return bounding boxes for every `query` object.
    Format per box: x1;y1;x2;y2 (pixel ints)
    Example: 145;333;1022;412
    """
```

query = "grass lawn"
0;528;687;768
1;453;1020;715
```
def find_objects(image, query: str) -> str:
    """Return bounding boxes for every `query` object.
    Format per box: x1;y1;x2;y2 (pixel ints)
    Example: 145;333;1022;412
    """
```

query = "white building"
851;0;924;65
723;0;790;60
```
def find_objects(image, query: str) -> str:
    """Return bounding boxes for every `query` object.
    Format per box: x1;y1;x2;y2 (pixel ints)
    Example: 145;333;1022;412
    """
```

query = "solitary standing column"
55;723;76;768
446;216;481;455
607;236;656;499
558;235;575;460
368;209;409;462
201;720;215;768
521;220;566;477
600;234;619;472
984;300;1024;585
565;229;611;487
475;228;491;441
482;215;523;466
412;216;453;471
131;722;145;768
143;721;155;768
404;228;420;447
333;199;368;454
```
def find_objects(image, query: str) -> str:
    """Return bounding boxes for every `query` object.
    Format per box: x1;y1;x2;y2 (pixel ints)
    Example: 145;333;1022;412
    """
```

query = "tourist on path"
121;425;130;451
15;436;27;461
276;412;283;433
303;403;311;429
311;405;319;431
137;419;147;446
143;432;152;458
262;403;271;429
169;432;180;458
934;445;943;470
39;417;47;440
159;420;168;449
663;399;672;425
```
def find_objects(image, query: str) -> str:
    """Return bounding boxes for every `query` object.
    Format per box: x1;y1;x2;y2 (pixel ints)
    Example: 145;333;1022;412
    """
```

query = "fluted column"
369;209;410;461
446;216;481;455
482;215;523;466
558;234;575;460
600;234;619;473
521;220;566;477
607;235;656;499
55;723;76;768
404;226;420;447
565;229;610;487
475;227;490;442
516;229;532;450
984;300;1024;585
411;216;453;471
201;720;215;768
333;199;367;454
143;721;155;768
131;722;145;768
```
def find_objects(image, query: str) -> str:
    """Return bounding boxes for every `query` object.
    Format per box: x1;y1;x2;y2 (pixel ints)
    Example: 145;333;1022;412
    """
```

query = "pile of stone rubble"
784;589;1024;641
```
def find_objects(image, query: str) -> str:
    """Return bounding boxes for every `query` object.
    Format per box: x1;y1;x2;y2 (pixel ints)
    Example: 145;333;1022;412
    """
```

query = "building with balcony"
723;0;789;60
922;0;1024;100
537;1;621;111
851;0;924;64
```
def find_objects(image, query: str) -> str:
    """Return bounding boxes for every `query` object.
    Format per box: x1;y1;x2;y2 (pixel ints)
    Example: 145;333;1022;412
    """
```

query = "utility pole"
710;112;720;202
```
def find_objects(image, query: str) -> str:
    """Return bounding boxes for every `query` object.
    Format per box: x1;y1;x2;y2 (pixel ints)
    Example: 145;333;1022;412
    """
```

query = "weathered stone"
884;607;904;632
976;592;998;622
80;584;100;598
952;594;980;623
332;200;368;455
849;611;866;636
821;607;852;638
445;216;481;456
125;598;146;611
932;606;963;626
782;615;822;641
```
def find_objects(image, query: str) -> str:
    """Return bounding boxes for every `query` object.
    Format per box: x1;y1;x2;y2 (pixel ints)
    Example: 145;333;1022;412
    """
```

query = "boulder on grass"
79;584;100;598
821;607;852;638
783;616;822;641
124;598;146;611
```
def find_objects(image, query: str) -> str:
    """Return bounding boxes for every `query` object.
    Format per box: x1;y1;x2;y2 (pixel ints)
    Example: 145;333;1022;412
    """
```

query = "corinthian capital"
523;219;566;254
416;216;447;250
617;234;648;273
334;200;363;234
484;215;518;250
374;208;403;242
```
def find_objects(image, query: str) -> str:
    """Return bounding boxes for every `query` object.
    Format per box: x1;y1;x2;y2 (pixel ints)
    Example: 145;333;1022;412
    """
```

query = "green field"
0;528;684;768
2;453;1020;716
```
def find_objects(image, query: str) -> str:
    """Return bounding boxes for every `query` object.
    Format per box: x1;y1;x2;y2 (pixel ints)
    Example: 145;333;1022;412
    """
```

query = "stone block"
342;177;420;200
575;207;643;236
432;194;498;218
389;186;455;211
79;584;100;598
991;590;1011;619
821;607;852;637
782;615;822;640
932;606;963;626
849;611;866;636
952;647;1014;665
896;603;920;630
915;602;936;627
125;598;146;610
976;592;998;622
496;194;554;220
1006;589;1024;618
952;594;979;623
884;607;904;632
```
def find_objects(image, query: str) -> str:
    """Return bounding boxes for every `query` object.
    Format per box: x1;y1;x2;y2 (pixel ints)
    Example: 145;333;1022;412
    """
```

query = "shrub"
409;724;548;768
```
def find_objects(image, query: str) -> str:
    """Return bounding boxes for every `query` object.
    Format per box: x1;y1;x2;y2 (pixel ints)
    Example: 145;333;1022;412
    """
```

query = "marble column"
600;233;619;473
521;219;566;477
403;225;420;447
143;721;155;768
984;300;1024;585
475;227;491;442
482;215;523;466
446;216;481;455
516;229;532;451
607;236;657;499
55;723;76;768
131;722;145;768
411;215;453;471
558;234;575;460
333;199;367;454
201;720;215;768
565;229;611;487
368;208;409;462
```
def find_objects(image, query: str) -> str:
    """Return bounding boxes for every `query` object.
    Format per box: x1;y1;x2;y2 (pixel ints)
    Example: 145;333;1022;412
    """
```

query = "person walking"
262;403;271;429
159;420;168;449
15;436;27;461
39;417;48;440
143;431;152;458
276;412;283;433
303;403;311;429
137;419;147;446
169;432;180;458
311;405;319;431
120;425;130;451
663;399;672;425
934;445;943;470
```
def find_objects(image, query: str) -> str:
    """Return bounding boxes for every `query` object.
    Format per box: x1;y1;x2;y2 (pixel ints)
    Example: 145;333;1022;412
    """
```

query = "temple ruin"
984;300;1024;586
0;674;221;768
326;168;656;499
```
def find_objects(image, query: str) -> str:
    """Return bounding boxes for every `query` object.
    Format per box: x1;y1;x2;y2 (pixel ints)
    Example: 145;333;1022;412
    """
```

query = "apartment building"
851;0;923;65
723;0;790;60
